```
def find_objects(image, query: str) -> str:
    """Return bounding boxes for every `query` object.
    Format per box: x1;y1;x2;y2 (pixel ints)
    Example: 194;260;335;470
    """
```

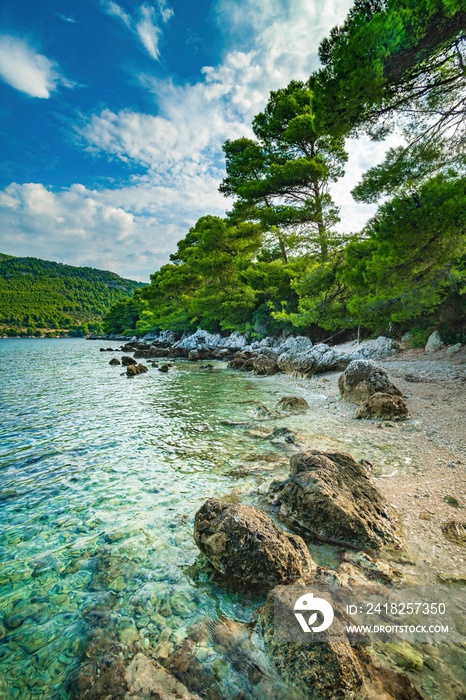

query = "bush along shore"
76;330;466;699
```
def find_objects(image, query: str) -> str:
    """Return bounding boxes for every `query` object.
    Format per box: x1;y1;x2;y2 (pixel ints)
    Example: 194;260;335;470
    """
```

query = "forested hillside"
0;253;145;336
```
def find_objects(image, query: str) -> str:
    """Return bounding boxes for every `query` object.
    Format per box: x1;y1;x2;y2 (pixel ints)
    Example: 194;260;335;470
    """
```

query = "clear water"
0;339;311;699
1;339;464;700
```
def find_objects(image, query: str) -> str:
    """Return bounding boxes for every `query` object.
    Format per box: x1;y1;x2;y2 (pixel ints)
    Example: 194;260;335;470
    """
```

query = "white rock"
276;336;313;355
425;331;444;352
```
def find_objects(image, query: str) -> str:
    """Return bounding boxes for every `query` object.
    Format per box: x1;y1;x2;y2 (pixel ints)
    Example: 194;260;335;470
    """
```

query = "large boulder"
355;393;410;421
267;450;403;550
278;343;344;377
218;331;248;351
252;354;280;375
425;331;444;352
276;336;313;355
194;499;316;588
126;363;149;376
121;355;137;366
261;588;364;700
338;360;403;404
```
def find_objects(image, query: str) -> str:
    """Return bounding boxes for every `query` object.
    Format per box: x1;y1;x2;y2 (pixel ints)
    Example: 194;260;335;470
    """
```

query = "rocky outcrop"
276;396;309;411
277;343;345;377
267;450;403;550
261;587;364;699
338;360;403;404
338;336;400;362
171;329;247;356
355;393;410;420
194;499;316;588
126;363;149;377
109;358;121;365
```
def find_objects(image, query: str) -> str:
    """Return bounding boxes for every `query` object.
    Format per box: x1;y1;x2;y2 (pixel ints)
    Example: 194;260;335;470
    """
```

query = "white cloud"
157;0;174;23
0;35;73;98
101;1;174;61
136;5;161;61
0;177;227;281
102;1;131;27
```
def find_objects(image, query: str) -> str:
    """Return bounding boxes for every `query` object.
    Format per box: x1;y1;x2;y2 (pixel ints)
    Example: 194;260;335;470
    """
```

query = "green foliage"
317;0;466;199
0;254;145;335
105;216;266;336
220;81;347;262
343;175;466;328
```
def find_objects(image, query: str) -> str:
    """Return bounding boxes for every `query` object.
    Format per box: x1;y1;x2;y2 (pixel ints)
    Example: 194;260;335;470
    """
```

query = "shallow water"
0;339;464;699
0;339;320;698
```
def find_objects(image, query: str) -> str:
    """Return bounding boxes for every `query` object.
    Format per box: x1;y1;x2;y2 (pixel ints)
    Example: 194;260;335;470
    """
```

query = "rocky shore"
84;331;466;699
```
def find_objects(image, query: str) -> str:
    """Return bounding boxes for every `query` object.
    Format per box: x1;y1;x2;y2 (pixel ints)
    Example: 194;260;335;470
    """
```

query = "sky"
0;0;398;282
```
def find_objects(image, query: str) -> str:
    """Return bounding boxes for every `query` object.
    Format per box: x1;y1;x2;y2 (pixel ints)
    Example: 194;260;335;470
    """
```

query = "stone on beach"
355;392;410;420
441;521;466;546
267;450;403;550
193;498;316;587
425;331;444;352
338;359;403;404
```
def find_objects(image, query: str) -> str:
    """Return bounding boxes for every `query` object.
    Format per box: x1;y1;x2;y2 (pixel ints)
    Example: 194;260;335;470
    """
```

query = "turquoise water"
0;339;311;699
2;339;465;700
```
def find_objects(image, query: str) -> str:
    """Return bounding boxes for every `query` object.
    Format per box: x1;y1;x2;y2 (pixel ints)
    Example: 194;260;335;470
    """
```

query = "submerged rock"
355;393;410;421
261;588;364;699
267;450;403;550
158;364;170;373
276;396;309;411
109;358;121;365
125;653;202;699
193;499;316;587
338;360;403;404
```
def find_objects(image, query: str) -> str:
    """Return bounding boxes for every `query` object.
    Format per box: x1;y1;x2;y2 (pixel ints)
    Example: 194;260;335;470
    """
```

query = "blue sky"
0;0;398;281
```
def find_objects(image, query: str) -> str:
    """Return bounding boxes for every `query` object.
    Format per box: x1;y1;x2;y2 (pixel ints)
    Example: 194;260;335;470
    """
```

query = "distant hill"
0;253;146;336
